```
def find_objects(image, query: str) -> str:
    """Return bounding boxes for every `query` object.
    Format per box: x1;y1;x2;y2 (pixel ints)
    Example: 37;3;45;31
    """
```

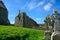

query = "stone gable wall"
15;12;39;28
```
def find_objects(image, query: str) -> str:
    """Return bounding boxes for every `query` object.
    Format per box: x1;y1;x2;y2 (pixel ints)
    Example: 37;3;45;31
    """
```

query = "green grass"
0;25;44;40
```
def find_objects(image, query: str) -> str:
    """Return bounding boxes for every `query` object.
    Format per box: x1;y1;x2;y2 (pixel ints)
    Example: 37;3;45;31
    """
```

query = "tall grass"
0;25;44;40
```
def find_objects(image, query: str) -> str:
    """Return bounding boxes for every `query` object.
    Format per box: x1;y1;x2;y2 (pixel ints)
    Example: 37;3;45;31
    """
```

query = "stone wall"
15;11;39;28
39;24;46;30
0;0;10;25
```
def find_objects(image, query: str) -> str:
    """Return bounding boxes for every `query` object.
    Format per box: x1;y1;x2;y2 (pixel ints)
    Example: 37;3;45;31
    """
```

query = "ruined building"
0;0;10;24
15;10;39;28
51;9;60;40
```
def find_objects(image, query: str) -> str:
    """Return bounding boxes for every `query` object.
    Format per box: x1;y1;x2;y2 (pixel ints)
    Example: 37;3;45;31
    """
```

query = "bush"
0;25;44;40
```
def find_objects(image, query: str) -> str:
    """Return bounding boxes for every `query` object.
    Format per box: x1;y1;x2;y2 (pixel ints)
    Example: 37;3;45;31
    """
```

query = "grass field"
0;25;44;40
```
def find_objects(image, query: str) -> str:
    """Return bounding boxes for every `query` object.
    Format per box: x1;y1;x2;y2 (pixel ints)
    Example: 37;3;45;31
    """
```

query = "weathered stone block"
51;32;60;40
44;30;51;39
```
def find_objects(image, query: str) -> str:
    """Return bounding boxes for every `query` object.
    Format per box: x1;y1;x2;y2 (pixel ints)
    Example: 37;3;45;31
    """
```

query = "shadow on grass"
0;34;29;40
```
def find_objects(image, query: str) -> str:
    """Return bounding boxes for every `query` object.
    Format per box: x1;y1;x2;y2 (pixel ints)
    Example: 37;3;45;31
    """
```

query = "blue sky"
2;0;60;24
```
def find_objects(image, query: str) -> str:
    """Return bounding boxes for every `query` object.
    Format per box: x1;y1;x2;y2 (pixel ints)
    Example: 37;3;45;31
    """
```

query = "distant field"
0;25;44;40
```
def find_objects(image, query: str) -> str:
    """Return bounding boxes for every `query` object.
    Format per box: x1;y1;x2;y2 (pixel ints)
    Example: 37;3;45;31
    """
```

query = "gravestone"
51;9;60;40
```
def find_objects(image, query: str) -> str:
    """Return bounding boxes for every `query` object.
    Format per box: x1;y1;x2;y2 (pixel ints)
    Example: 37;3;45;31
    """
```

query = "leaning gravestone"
51;9;60;40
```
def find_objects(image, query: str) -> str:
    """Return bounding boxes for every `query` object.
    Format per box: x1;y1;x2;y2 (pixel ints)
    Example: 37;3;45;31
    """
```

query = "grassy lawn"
0;25;44;40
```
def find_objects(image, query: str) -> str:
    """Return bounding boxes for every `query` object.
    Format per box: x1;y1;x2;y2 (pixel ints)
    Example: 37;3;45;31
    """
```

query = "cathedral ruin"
0;0;10;25
15;10;39;28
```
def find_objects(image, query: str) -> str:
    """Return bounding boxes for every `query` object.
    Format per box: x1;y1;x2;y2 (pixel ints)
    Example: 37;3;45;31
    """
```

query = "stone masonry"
0;0;10;25
15;10;39;28
51;9;60;40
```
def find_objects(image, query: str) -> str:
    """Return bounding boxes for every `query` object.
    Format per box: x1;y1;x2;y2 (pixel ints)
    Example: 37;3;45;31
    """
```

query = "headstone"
51;9;60;40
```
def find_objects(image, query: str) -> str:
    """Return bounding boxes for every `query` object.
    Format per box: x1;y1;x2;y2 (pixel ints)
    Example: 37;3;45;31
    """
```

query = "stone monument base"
51;32;60;40
45;30;51;38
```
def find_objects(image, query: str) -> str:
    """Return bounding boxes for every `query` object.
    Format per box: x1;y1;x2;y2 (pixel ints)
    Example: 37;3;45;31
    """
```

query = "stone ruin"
44;14;52;30
44;14;52;39
51;9;60;40
44;9;60;40
0;0;10;25
15;10;39;28
0;0;60;40
0;0;41;29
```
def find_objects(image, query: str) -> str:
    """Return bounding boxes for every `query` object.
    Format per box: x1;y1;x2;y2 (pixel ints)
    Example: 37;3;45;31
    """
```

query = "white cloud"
44;3;52;11
43;0;55;11
22;1;44;10
27;2;36;10
34;1;44;9
37;1;44;7
28;1;44;10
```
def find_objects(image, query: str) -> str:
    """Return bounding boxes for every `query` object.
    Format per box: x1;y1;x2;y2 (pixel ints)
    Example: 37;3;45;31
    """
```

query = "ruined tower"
15;10;38;28
0;0;10;25
15;10;22;26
